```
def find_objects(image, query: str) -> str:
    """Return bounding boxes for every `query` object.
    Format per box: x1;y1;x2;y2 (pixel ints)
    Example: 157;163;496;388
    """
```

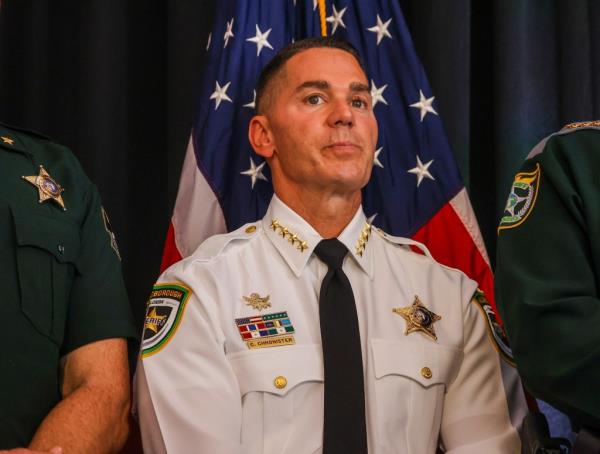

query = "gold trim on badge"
393;295;442;341
1;136;15;145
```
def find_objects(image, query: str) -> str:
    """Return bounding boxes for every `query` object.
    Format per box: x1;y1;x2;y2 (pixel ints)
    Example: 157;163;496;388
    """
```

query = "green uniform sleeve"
61;180;138;355
496;129;600;430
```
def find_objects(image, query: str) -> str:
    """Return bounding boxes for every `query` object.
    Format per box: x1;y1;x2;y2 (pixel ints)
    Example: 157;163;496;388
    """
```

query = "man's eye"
306;95;324;105
351;99;367;108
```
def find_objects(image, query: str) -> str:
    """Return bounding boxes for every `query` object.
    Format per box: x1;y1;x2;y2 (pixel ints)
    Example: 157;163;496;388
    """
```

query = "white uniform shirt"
136;196;520;454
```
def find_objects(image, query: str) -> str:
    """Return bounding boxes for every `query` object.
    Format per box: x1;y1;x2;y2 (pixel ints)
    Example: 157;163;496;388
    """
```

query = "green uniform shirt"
496;123;600;431
0;123;138;448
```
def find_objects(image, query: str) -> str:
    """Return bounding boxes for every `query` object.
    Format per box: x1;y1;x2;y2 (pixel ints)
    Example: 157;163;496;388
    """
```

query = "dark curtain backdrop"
2;0;599;331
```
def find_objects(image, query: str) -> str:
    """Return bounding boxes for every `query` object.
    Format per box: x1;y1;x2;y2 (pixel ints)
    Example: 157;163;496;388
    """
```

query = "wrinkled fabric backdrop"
1;0;598;445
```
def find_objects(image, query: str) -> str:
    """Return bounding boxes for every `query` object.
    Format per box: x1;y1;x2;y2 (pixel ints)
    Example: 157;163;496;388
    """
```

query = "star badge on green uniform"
243;293;271;311
498;163;540;231
22;165;66;210
1;135;15;145
393;295;441;341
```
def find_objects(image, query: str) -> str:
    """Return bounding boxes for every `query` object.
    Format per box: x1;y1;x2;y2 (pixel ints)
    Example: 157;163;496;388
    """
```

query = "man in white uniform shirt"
135;38;520;453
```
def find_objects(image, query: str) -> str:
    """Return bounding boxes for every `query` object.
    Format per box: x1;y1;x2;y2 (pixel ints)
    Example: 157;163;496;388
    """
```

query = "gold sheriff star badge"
22;165;66;210
393;296;442;341
1;136;15;145
144;308;167;334
243;293;271;311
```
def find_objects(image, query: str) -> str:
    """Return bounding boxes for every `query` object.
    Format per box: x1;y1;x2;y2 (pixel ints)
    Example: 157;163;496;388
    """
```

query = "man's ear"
248;115;275;159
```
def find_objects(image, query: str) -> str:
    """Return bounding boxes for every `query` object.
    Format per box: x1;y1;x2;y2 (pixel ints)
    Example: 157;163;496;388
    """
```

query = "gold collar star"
144;308;167;334
393;295;442;341
22;165;66;210
1;136;15;145
243;293;271;311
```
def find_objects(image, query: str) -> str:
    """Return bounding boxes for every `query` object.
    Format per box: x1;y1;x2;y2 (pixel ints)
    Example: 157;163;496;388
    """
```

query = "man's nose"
327;99;354;127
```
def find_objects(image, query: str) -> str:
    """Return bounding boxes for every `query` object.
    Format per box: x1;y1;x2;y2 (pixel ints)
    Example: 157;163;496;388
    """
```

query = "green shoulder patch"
498;163;540;232
141;283;191;358
471;289;515;366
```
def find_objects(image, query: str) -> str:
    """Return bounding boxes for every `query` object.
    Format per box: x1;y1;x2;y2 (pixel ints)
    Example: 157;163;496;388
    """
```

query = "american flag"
162;0;493;312
160;0;527;430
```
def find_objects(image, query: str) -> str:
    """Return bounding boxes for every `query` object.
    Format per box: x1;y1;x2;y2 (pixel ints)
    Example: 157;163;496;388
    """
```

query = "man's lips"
326;141;361;149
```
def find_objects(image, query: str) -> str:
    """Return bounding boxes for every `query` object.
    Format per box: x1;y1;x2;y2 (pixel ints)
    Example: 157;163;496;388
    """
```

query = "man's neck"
275;188;362;239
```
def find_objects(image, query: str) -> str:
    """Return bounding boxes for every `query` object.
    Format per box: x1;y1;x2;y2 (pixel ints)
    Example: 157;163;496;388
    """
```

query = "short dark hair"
255;37;367;114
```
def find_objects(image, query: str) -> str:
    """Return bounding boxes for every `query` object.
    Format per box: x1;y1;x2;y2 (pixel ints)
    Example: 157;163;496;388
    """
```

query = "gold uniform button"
274;376;287;389
421;367;432;379
245;225;257;234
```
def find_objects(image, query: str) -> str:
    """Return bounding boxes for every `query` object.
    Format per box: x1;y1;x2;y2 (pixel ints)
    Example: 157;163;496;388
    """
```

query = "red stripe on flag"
160;221;183;272
411;203;499;321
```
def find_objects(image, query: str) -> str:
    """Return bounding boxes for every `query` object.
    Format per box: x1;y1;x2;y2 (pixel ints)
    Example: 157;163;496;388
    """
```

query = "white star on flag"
367;14;392;45
206;33;212;51
224;18;235;48
326;5;348;34
210;81;233;110
240;157;268;188
244;90;256;109
370;80;388;107
373;147;384;168
246;25;274;56
407;155;435;187
410;89;438;121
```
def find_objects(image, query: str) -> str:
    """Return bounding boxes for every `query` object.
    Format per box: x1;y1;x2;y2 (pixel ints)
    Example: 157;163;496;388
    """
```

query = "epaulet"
527;120;600;159
193;222;260;262
0;121;53;141
374;227;433;258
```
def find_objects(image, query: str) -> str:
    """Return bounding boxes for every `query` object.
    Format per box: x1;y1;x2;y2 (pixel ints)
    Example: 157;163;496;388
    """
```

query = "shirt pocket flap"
11;205;80;264
228;344;323;396
371;338;461;388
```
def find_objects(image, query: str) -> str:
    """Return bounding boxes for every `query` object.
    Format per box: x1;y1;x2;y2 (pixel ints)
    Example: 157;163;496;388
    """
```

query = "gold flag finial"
318;0;327;37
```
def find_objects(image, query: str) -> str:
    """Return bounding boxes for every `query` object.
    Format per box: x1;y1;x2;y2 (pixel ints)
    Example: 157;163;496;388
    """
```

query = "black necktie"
314;238;368;454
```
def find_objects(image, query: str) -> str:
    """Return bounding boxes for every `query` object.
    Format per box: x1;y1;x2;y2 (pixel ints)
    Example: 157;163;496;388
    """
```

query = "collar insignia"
270;219;308;252
243;293;271;311
393;295;441;341
1;136;15;146
355;222;372;257
22;165;66;210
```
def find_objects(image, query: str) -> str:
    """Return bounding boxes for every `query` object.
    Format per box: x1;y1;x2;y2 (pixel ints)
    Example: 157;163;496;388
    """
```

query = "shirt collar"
262;195;374;279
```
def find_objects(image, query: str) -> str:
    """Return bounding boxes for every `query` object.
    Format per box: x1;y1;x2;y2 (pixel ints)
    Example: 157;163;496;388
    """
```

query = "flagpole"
318;0;327;37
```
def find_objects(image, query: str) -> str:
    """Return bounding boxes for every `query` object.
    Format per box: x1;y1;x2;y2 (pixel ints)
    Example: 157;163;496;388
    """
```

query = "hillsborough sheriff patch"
499;163;541;231
472;290;515;366
141;283;191;358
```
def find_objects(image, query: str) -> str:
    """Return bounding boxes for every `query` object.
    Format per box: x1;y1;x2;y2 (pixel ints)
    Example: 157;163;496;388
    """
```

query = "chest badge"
22;165;66;211
235;311;295;349
243;293;271;311
393;295;441;341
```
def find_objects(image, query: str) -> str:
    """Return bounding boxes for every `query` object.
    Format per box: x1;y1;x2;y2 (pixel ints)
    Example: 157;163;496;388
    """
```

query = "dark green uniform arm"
496;128;600;430
62;180;135;355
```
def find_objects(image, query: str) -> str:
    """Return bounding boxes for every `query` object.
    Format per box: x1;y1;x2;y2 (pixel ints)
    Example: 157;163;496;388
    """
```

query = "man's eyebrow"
294;80;371;94
295;80;330;93
349;82;370;93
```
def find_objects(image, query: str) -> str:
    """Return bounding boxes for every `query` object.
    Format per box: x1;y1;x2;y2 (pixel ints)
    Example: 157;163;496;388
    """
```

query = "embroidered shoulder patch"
101;207;121;260
498;163;540;232
471;290;515;366
141;283;191;358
